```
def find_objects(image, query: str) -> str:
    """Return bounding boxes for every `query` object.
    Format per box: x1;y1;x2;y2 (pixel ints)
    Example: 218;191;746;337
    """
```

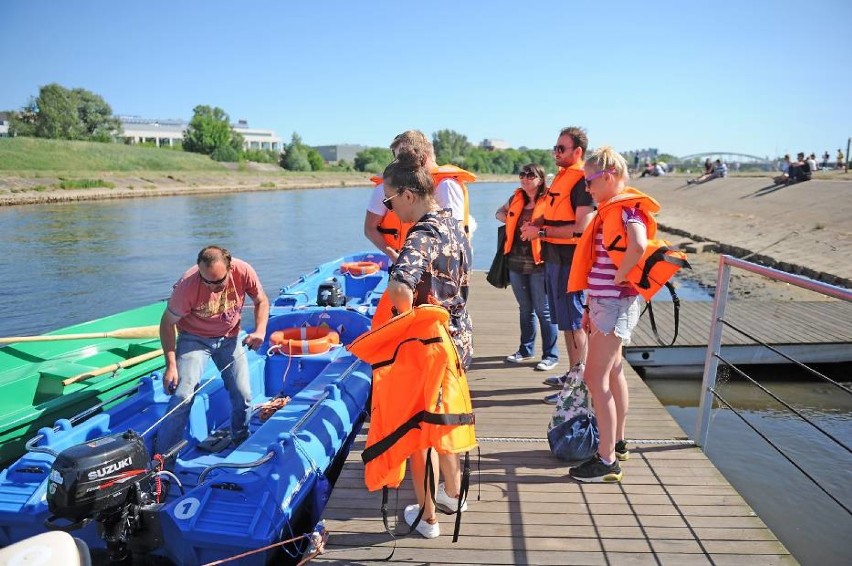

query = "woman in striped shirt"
567;147;651;483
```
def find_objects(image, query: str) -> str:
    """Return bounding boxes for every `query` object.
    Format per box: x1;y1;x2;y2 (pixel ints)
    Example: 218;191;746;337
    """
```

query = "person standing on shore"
381;147;474;538
520;127;595;404
155;246;269;456
566;147;652;482
495;163;559;371
364;130;475;260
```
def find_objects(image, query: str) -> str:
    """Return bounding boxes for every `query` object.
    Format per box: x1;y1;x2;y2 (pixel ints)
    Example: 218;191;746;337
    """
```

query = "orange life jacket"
371;176;415;252
432;165;476;235
535;163;585;246
503;188;542;264
567;187;690;301
347;304;477;492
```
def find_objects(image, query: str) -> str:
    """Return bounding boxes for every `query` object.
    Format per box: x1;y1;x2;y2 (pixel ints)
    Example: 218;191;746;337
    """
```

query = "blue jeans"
544;262;585;331
155;333;252;454
509;269;559;361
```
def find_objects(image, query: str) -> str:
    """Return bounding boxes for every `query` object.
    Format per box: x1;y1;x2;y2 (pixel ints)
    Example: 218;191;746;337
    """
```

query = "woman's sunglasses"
382;190;403;211
519;172;538;180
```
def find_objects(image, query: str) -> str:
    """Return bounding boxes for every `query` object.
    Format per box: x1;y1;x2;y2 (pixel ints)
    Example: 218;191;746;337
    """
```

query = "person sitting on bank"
786;152;812;184
638;161;656;177
772;154;792;184
687;159;727;184
155;245;269;457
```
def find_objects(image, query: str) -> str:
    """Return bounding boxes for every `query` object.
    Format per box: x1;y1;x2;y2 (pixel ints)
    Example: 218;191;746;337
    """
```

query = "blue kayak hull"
0;252;389;564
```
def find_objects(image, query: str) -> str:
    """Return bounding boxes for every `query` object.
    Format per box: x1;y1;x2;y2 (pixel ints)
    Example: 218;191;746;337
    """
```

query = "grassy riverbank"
0;137;517;205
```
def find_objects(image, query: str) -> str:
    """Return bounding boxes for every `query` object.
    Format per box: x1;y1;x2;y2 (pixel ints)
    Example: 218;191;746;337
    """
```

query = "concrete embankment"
632;176;852;288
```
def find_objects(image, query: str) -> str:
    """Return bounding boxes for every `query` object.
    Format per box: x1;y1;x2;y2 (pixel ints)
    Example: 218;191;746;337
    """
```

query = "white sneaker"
435;482;468;513
403;503;439;538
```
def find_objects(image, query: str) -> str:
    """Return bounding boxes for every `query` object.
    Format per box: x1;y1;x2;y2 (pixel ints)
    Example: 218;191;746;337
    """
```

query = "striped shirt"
587;208;647;298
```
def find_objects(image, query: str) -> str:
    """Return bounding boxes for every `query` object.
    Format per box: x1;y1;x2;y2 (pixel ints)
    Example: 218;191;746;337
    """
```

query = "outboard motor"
45;430;184;564
317;277;345;307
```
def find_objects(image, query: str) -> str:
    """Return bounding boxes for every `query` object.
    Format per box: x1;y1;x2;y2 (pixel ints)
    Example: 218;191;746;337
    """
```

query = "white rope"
141;347;248;439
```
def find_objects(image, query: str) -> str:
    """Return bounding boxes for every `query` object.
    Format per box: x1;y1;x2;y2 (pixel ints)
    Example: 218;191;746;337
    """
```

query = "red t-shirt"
167;258;263;338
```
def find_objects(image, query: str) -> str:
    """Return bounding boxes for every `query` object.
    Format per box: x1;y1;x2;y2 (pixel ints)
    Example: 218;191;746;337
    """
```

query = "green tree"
354;147;393;173
432;129;472;165
9;84;121;141
306;148;325;171
34;84;84;139
72;88;121;141
183;105;242;156
8;101;38;137
281;132;311;171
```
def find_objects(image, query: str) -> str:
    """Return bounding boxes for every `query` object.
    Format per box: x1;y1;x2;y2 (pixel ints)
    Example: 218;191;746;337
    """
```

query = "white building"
480;138;510;151
118;116;282;152
0;112;10;137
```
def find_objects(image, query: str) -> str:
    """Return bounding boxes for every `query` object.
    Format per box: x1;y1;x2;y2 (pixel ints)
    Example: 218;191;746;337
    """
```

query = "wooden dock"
625;300;852;368
314;273;795;565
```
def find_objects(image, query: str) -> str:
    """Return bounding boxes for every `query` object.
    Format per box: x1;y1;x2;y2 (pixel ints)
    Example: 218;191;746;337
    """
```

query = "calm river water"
1;183;849;563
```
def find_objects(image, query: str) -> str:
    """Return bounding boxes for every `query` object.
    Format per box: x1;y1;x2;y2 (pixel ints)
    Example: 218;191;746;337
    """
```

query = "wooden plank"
630;300;852;349
313;273;794;564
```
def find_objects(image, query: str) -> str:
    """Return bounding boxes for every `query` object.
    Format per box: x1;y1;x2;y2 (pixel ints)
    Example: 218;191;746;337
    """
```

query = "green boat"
0;301;166;465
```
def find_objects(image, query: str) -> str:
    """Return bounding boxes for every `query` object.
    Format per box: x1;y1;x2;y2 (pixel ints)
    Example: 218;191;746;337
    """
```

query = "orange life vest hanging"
347;304;477;492
432;165;476;235
535;163;585;246
371;176;414;252
503;188;543;264
567;187;690;301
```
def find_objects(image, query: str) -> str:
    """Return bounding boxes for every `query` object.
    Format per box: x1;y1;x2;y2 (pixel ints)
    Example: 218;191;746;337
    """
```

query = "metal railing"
695;255;852;514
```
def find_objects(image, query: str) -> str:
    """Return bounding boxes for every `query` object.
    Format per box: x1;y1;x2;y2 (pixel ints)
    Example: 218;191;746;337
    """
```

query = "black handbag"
486;225;510;288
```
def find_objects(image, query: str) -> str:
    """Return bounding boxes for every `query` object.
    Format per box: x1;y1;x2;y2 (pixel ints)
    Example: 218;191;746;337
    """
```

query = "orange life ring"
340;261;381;276
270;326;340;355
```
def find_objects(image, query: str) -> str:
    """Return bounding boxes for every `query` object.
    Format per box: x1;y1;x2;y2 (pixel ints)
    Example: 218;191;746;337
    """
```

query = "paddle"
62;348;165;386
0;325;161;344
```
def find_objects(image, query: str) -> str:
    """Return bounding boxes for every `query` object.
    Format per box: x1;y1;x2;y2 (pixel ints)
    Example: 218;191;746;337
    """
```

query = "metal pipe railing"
695;255;852;446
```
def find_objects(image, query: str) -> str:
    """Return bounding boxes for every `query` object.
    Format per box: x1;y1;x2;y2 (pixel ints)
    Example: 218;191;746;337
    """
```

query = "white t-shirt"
435;178;465;221
366;183;386;215
366;178;465;221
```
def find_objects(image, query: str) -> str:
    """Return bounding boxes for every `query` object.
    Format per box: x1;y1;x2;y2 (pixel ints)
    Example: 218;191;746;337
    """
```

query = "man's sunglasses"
199;272;228;286
553;145;573;154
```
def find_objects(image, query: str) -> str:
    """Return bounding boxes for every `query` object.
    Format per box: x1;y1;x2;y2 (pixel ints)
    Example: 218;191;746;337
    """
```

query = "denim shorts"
589;296;642;345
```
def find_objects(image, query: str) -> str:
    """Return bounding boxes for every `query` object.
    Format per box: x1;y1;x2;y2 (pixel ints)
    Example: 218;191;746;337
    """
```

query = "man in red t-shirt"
154;245;269;455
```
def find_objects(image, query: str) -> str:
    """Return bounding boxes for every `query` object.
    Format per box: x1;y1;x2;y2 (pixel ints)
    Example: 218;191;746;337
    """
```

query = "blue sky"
1;0;850;159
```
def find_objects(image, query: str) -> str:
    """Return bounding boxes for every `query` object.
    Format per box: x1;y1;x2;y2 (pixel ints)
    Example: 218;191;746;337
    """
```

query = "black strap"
452;451;471;543
542;219;573;227
606;234;627;252
376;226;399;237
371;336;443;370
362;410;476;464
635;246;691;291
642;281;681;347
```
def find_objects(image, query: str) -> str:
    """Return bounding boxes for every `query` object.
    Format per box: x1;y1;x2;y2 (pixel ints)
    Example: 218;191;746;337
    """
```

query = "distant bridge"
678;152;772;164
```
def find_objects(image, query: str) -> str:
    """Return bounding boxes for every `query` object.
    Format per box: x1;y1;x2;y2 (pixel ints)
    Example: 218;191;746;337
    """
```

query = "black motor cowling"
317;277;345;307
47;430;151;524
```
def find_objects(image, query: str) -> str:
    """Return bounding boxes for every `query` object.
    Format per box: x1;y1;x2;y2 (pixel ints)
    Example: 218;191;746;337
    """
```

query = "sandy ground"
659;230;832;301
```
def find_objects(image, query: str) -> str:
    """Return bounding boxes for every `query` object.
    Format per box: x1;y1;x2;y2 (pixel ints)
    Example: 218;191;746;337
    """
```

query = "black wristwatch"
538;228;546;238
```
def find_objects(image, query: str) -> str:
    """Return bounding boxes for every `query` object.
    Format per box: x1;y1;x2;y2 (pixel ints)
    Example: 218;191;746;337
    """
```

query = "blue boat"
0;252;389;565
